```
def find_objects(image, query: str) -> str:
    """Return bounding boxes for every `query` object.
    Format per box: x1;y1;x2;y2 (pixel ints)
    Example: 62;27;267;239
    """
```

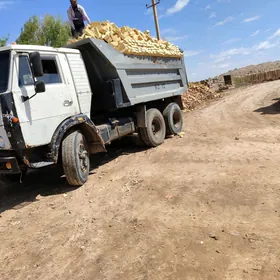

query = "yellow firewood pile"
182;81;222;111
67;21;183;58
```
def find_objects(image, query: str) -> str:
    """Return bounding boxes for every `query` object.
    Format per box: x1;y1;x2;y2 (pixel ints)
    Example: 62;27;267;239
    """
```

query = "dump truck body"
0;41;188;185
66;39;188;113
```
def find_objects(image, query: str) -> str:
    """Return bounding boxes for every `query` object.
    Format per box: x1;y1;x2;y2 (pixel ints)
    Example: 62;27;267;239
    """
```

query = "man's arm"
79;5;91;24
67;8;75;29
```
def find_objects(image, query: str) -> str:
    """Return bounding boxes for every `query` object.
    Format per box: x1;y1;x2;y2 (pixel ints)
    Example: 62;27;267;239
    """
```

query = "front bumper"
0;156;21;174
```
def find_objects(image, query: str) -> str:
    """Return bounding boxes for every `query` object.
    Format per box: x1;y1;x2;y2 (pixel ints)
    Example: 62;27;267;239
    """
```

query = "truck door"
12;52;80;147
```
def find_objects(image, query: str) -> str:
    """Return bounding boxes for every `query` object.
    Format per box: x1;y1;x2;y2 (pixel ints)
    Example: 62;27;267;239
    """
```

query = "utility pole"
146;0;161;40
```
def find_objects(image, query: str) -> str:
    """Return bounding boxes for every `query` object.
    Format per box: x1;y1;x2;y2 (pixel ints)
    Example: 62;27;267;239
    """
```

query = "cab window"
37;58;62;84
0;51;10;93
18;56;34;87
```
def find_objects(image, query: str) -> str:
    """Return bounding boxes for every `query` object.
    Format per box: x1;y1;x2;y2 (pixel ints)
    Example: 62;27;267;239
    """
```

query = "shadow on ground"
0;135;147;214
254;98;280;115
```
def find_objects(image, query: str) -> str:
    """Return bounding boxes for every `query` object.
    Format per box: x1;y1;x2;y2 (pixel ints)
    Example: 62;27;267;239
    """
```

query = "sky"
0;0;280;81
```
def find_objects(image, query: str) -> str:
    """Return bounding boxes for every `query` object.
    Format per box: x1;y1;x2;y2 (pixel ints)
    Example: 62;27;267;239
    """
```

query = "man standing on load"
68;0;91;38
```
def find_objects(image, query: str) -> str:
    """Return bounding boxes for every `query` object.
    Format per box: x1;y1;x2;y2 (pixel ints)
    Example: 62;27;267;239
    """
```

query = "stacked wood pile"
67;21;183;58
182;81;222;111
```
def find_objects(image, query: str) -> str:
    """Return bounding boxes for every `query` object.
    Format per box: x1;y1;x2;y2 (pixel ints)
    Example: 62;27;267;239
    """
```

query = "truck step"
29;161;54;169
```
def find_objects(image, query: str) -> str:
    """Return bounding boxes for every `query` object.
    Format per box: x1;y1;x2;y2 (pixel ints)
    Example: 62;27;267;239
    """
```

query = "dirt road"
1;81;280;280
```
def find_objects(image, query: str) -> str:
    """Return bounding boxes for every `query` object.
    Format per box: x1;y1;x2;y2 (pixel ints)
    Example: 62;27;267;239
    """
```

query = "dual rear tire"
139;103;183;147
163;102;183;136
139;108;166;147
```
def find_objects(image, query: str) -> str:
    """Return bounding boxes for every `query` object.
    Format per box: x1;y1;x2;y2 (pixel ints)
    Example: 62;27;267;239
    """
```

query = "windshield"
0;51;10;93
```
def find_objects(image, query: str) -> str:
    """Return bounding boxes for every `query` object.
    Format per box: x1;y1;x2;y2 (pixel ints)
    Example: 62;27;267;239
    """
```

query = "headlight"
0;137;5;149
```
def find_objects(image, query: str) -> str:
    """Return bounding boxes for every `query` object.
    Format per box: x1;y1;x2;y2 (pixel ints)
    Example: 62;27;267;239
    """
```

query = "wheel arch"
49;115;106;163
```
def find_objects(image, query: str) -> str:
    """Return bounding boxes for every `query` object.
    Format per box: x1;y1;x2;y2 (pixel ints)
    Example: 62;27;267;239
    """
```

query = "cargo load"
67;20;183;58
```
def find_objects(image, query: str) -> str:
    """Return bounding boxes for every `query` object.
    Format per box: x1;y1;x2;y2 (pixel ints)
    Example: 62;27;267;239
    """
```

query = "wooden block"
90;22;101;28
111;41;119;48
66;20;184;58
86;29;98;38
117;42;128;53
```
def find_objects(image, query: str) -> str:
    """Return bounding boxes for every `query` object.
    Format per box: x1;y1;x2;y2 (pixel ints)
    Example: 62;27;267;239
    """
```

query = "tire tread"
139;108;166;147
163;102;183;135
62;131;87;186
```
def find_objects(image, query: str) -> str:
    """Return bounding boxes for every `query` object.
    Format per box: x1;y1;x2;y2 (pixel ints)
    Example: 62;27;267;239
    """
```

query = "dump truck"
0;38;188;186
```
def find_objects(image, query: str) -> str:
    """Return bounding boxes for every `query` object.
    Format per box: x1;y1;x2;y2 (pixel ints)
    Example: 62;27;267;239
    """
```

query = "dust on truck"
0;38;188;186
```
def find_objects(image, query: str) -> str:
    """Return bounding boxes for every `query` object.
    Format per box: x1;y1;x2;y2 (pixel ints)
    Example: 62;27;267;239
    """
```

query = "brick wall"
232;70;280;87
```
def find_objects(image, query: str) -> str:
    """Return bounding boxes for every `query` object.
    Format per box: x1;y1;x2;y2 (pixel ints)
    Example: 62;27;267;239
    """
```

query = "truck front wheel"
62;131;90;186
139;108;166;147
163;102;183;135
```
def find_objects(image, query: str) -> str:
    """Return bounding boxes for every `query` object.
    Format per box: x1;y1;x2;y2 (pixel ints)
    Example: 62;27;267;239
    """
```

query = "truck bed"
66;39;188;113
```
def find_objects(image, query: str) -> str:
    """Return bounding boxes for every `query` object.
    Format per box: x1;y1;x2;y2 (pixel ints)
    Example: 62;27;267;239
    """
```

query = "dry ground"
224;60;280;77
1;81;280;280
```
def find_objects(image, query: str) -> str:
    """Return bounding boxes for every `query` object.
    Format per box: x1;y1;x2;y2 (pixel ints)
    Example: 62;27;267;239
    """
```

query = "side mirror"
29;52;43;77
35;80;45;93
21;80;45;102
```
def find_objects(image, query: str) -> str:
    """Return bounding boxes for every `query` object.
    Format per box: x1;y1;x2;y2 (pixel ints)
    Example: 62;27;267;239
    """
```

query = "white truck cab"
0;40;187;186
0;44;91;148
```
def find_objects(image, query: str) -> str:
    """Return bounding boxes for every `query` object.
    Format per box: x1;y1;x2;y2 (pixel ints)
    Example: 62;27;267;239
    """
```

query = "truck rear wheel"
139;108;166;147
62;131;90;186
163;102;183;135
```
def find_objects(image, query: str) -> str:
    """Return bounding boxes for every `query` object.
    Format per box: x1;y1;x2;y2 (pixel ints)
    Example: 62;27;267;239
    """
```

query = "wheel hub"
79;144;88;172
152;118;161;137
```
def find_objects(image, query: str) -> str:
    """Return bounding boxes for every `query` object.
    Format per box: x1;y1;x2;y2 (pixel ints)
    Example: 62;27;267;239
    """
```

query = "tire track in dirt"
1;81;280;279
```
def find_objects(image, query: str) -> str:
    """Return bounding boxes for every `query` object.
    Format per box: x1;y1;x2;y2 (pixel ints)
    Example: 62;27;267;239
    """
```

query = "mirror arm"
21;92;38;103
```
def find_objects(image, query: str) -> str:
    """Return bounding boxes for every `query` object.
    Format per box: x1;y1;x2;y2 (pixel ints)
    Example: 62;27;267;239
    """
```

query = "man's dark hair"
70;0;77;8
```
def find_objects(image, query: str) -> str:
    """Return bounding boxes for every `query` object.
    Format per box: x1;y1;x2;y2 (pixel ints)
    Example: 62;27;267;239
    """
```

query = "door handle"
63;100;73;107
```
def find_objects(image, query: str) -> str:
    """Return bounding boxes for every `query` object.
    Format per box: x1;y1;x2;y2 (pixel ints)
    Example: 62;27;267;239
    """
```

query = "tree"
0;35;9;47
16;16;42;45
41;15;71;47
16;15;71;47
